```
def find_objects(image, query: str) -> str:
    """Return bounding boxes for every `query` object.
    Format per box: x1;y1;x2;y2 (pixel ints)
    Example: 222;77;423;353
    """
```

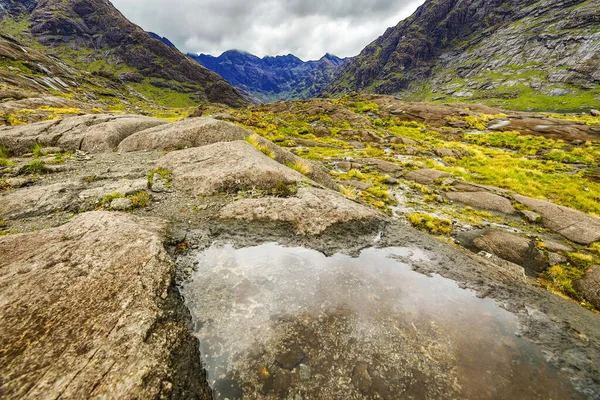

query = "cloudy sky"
111;0;425;61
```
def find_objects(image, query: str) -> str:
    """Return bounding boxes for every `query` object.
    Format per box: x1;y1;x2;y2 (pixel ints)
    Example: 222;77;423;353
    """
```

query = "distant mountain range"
190;51;347;103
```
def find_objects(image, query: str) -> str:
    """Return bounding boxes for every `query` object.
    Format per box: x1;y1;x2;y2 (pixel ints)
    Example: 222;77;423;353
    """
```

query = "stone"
457;229;548;274
313;127;330;137
338;129;384;143
446;192;517;215
275;346;306;370
521;210;542;223
541;239;574;253
352;363;372;393
404;168;451;185
549;253;568;266
513;194;600;245
150;174;172;193
298;364;312;381
78;179;148;201
219;187;385;235
354;158;403;174
435;148;469;159
574;265;600;309
0;114;167;154
157;141;306;196
0;212;206;399
110;197;133;210
118;117;251;152
346;180;373;191
405;147;420;155
39;146;63;155
390;136;420;146
590;109;600;117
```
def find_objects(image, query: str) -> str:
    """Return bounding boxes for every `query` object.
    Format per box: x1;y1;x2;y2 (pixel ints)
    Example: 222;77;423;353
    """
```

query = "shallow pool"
182;243;579;399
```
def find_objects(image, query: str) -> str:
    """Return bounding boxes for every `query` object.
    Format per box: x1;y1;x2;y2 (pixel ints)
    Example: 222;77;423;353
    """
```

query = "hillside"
191;50;346;102
328;0;600;111
0;0;247;108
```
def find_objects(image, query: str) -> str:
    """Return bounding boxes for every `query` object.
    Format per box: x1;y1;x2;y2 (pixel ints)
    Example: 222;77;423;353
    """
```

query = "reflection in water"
182;243;580;400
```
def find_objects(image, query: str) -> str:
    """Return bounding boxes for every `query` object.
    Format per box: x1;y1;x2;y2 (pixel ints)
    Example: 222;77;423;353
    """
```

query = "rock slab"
0;212;208;399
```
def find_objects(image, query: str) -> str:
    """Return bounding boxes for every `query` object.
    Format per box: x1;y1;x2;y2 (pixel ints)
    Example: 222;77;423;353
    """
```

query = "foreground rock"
513;194;600;245
219;187;384;235
0;212;208;399
0;114;166;154
575;265;600;310
118;117;249;152
158;141;307;196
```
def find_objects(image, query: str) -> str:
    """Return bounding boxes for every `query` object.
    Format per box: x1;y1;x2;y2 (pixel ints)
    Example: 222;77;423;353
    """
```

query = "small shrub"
32;143;44;158
407;213;453;236
19;160;47;175
129;191;151;208
285;159;312;175
272;181;298;197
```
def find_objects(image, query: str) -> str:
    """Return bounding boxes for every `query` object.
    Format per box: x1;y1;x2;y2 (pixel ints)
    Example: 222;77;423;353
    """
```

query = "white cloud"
110;0;424;60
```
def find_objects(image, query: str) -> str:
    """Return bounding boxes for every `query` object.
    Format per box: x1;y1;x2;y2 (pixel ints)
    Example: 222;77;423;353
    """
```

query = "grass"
285;160;312;175
407;213;453;236
32;143;44;158
129;191;151;208
340;185;359;199
245;135;276;159
103;192;125;204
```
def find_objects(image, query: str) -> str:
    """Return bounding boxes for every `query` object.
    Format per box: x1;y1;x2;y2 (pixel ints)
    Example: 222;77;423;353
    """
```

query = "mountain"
190;50;347;102
328;0;600;111
0;0;247;108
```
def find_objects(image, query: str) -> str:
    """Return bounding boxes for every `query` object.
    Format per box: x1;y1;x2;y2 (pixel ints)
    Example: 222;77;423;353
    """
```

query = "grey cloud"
111;0;424;60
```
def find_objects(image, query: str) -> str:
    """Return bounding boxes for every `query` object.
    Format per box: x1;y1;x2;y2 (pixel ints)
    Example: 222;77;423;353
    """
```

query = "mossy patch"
407;213;453;236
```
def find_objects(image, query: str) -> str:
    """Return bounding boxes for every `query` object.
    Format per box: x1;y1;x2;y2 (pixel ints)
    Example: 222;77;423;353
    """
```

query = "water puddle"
182;243;580;399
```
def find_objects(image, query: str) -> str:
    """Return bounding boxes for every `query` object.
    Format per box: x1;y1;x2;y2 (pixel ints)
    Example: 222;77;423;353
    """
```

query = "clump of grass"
147;167;173;187
19;160;47;175
6;114;24;126
245;135;275;159
539;264;585;301
286;159;312;175
129;191;151;208
0;145;10;159
340;184;358;199
407;213;453;236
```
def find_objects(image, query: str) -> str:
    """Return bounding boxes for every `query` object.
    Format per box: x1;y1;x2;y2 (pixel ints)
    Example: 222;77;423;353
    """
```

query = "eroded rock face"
0;211;208;399
118;117;250;152
513;194;600;245
0;114;167;154
157;141;307;196
219;187;384;235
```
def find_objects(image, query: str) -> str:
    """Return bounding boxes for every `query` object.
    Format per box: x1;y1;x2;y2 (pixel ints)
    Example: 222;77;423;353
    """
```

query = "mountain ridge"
191;50;347;102
328;0;600;111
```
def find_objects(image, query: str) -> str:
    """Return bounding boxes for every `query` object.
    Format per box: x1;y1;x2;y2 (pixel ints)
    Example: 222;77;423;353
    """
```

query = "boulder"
0;114;167;154
513;194;600;245
338;130;384;143
219;187;384;235
110;197;133;210
435;148;470;159
0;212;208;399
445;192;517;215
521;210;542;223
157;141;307;196
404;169;451;185
457;229;548;274
590;110;600;117
390;136;420;146
574;265;600;309
118;117;250;152
354;158;403;174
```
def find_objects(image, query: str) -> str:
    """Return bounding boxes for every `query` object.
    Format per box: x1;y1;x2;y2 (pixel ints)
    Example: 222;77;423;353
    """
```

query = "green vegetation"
19;160;47;175
147;168;173;187
407;213;453;236
245;135;276;158
285;160;312;175
103;192;125;204
129;191;151;208
32;143;44;158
